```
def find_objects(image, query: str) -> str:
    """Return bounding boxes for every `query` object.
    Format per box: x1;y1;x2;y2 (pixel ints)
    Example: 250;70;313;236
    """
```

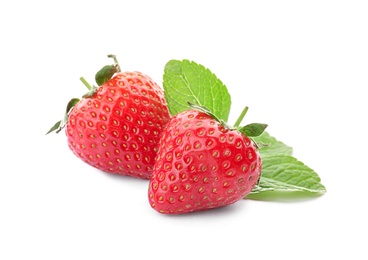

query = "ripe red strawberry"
148;108;265;214
48;56;171;179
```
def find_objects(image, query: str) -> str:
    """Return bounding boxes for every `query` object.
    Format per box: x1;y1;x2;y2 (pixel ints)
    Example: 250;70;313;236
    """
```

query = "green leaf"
248;155;326;198
253;131;293;157
163;59;231;122
239;123;268;137
161;59;326;200
248;132;326;198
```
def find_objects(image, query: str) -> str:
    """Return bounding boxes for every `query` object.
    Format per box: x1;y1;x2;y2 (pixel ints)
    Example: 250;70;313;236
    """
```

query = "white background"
1;1;367;259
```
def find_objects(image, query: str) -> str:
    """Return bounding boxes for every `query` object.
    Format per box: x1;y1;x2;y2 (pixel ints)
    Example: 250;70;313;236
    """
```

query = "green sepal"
46;98;80;135
239;123;268;137
187;101;232;129
46;120;62;135
94;54;121;86
82;85;98;98
65;98;80;114
95;64;118;86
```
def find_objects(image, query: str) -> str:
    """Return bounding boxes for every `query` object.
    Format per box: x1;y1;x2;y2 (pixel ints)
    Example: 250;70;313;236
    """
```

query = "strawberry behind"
47;55;171;180
65;72;171;179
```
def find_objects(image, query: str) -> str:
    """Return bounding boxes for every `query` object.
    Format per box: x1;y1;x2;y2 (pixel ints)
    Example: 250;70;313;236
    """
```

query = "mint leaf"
163;60;231;122
248;155;326;198
253;131;293;157
249;133;326;198
162;59;326;200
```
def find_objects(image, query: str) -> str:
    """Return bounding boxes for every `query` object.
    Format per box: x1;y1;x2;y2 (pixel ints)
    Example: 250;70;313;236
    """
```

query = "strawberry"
148;106;266;214
47;55;171;179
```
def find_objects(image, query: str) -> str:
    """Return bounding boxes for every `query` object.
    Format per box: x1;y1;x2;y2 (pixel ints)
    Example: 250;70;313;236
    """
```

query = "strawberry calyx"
95;54;121;86
46;76;96;135
187;101;267;138
187;101;232;129
46;55;121;135
80;77;98;98
234;106;268;138
46;98;80;134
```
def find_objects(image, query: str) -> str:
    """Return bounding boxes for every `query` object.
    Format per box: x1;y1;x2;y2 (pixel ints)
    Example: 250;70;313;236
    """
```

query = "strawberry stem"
80;77;93;90
80;77;98;98
234;106;249;128
107;54;121;72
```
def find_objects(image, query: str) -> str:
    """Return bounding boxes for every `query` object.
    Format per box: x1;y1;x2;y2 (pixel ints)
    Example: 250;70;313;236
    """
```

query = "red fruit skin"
65;71;170;179
148;110;262;214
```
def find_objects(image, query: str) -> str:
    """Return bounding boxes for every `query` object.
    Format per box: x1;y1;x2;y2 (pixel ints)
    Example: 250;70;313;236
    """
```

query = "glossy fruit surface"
148;110;261;214
66;71;170;179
